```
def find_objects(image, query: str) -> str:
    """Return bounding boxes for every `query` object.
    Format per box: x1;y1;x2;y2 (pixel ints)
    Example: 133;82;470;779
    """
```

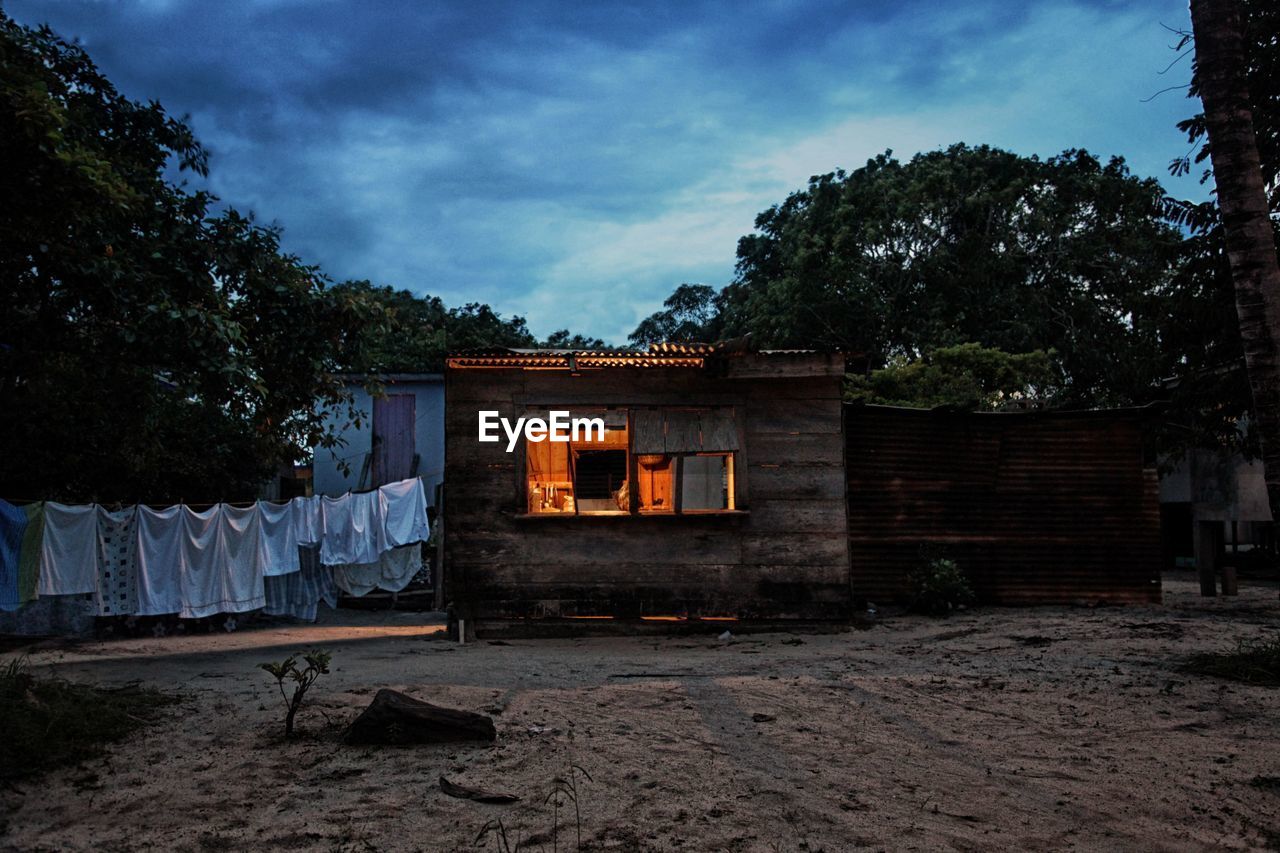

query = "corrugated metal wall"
846;405;1161;605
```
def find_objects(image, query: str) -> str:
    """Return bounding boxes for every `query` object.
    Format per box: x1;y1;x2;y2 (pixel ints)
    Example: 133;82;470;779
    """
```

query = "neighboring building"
1159;446;1275;576
847;404;1162;605
442;342;1163;636
312;374;445;505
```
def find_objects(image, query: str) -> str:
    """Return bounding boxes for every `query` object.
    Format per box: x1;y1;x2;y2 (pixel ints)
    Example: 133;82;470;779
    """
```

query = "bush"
908;557;975;617
0;657;179;782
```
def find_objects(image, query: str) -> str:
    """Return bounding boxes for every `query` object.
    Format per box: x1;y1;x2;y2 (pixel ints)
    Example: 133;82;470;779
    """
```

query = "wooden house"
442;342;1162;637
443;343;850;634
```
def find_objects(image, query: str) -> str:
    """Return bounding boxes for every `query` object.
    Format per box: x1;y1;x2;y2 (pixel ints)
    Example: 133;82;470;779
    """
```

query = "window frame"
518;405;745;518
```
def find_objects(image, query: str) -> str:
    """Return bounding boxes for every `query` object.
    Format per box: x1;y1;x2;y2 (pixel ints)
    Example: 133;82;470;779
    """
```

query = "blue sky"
9;0;1207;344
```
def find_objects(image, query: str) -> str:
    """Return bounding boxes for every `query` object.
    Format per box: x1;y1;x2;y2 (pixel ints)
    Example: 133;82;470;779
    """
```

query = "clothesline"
0;470;444;511
0;477;433;621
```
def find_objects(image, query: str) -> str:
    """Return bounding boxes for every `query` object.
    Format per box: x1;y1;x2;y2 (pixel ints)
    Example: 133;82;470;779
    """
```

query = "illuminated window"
524;406;739;516
526;408;629;515
636;454;674;513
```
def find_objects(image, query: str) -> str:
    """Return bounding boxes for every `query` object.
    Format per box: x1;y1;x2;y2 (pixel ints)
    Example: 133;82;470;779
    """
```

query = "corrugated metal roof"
446;339;826;369
446;352;707;369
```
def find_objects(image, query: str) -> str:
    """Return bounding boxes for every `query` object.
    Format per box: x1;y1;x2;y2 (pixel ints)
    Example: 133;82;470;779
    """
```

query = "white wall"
312;377;445;506
1158;447;1273;522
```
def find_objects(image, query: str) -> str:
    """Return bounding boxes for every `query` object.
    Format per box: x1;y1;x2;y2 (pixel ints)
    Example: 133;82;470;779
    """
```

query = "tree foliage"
0;14;384;502
718;145;1182;405
629;283;721;346
847;343;1061;410
1160;0;1280;457
1169;0;1280;226
334;281;604;374
635;144;1252;450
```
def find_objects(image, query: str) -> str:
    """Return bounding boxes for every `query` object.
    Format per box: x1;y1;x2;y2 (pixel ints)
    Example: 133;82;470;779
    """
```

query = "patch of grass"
1182;635;1280;687
0;657;180;782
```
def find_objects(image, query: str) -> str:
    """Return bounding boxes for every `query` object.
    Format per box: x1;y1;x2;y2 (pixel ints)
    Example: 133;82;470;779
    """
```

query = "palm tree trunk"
1189;0;1280;523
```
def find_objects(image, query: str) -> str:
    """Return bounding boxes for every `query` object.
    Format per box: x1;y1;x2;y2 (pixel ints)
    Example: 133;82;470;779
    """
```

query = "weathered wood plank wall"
444;356;852;629
845;405;1161;605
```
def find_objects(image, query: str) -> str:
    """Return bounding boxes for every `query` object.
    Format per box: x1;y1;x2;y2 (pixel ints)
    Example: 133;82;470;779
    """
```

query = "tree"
629;283;721;346
1187;0;1280;519
1159;0;1278;457
540;329;607;349
1170;0;1280;222
636;144;1255;442
332;281;453;372
847;343;1061;410
332;282;600;373
0;14;382;502
715;145;1183;407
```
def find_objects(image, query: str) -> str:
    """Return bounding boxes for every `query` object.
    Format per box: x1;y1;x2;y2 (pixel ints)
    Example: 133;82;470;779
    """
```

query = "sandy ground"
2;572;1279;852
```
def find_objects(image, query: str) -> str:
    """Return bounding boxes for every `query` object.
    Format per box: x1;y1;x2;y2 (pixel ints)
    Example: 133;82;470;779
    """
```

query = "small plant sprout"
258;650;332;738
544;763;592;852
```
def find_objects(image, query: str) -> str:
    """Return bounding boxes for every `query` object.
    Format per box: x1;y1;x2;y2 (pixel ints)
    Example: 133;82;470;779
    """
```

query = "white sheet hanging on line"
330;544;423;597
38;502;101;596
257;501;301;577
135;505;184;616
219;503;265;615
181;504;221;618
180;504;265;619
292;494;321;547
379;478;430;548
319;491;384;566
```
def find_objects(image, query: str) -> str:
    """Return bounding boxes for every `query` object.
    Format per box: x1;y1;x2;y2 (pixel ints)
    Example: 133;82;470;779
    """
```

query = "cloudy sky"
10;0;1207;344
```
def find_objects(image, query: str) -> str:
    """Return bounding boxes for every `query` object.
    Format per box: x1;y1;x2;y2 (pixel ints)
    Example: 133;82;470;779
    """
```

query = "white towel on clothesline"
136;505;184;616
258;501;301;576
379;478;431;548
38;502;100;596
179;504;265;619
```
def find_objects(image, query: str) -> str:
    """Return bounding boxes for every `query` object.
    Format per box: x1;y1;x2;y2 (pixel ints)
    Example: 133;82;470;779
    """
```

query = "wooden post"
1221;563;1239;595
1223;520;1240;595
1196;520;1222;597
433;484;446;613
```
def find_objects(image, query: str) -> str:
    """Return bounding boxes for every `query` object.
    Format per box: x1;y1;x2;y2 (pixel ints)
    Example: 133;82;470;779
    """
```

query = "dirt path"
3;574;1279;851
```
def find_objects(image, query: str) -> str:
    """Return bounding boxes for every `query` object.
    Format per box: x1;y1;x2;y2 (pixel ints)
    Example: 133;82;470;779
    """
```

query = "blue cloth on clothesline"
0;499;30;612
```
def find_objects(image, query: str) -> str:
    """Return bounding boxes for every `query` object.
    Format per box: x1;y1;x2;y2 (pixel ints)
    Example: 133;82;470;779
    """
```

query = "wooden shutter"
372;394;416;485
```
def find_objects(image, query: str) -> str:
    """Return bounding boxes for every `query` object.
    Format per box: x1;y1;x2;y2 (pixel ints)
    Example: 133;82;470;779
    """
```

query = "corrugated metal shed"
846;403;1161;605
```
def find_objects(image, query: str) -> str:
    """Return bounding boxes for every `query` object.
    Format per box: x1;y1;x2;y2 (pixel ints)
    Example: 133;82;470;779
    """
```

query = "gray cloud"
9;0;1206;343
